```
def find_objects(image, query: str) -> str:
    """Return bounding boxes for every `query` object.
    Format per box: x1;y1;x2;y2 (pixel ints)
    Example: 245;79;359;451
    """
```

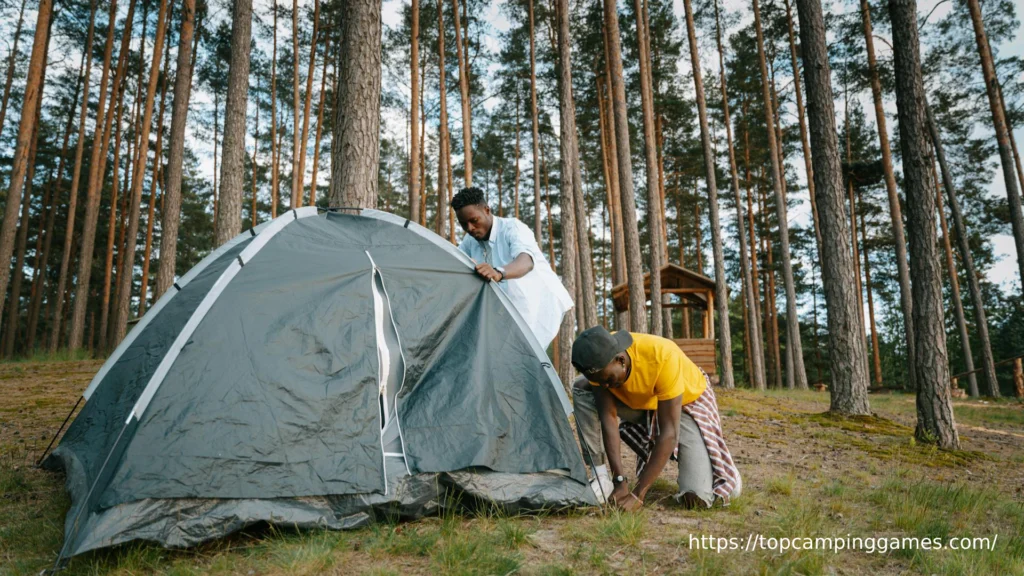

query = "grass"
2;360;1024;575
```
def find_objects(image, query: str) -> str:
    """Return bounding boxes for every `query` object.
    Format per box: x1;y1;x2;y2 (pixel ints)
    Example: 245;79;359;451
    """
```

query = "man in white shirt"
452;187;573;348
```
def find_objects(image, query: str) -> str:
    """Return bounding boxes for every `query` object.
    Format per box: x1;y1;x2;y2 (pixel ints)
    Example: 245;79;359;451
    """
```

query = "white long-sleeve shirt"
457;216;574;348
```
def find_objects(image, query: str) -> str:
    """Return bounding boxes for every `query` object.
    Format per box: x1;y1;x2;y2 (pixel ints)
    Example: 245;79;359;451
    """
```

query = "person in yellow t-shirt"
570;326;741;511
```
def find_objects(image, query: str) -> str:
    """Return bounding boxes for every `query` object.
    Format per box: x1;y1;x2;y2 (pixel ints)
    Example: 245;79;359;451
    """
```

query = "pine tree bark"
451;0;472;187
514;91;520;219
965;0;1024;288
67;0;138;350
683;0;732;387
553;0;579;389
793;0;870;414
309;44;330;208
933;163;977;397
111;0;171;345
781;0;820;254
603;0;647;333
887;0;958;447
858;0;916;391
291;0;301;207
528;0;542;242
155;0;197;298
714;0;764;389
927;103;999;398
0;0;53;342
409;0;421;219
4;75;44;357
215;0;254;245
436;0;449;234
28;61;84;350
632;0;664;337
329;0;381;208
100;87;127;348
295;0;320;208
0;0;27;140
555;0;596;330
270;2;280;218
857;190;882;385
139;18;174;315
752;0;807;389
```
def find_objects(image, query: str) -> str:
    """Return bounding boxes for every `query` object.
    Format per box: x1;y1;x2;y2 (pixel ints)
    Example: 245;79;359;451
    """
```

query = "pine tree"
887;0;958;448
793;0;870;414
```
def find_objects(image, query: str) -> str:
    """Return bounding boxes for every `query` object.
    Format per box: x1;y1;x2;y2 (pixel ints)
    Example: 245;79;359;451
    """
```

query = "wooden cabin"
610;264;721;377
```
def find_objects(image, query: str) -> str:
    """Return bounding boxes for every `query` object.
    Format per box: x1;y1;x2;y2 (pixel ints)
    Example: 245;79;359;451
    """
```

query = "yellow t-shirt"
591;332;707;410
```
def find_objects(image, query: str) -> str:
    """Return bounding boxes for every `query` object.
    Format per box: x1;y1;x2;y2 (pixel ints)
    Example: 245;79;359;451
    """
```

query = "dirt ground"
2;359;1023;575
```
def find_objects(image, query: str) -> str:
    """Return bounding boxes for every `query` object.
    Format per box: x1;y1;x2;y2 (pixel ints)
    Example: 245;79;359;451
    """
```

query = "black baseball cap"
571;326;633;377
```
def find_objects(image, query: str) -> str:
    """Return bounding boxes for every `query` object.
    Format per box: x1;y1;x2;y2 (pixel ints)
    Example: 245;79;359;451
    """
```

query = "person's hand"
617;491;644;512
608;483;630;507
475;263;503;282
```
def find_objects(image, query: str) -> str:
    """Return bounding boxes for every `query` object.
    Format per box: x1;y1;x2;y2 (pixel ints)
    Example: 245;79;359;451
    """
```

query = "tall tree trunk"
111;0;171;345
934;163;978;397
887;0;958;448
252;76;261;225
965;0;1024;288
329;0;381;208
781;0;821;254
598;73;625;306
69;0;138;350
632;0;664;337
555;0;596;330
845;103;866;338
858;0;917;391
683;0;733;387
857;191;882;385
752;0;807;389
270;2;280;217
296;0;320;207
0;0;27;140
213;90;221;230
603;0;647;333
794;0;871;414
409;0;420;219
216;0;254;244
100;87;127;348
714;0;764;389
451;0;471;187
528;0;542;242
436;0;449;234
513;90;520;219
0;0;53;341
139;18;175;316
309;44;330;208
155;0;197;298
291;0;301;207
28;60;85;350
927;103;999;398
4;73;45;357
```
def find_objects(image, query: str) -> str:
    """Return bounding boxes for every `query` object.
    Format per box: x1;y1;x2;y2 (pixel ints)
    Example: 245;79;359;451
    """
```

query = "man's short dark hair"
451;187;487;212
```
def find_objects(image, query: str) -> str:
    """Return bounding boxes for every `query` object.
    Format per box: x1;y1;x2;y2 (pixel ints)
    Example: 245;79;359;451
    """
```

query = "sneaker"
590;474;615;504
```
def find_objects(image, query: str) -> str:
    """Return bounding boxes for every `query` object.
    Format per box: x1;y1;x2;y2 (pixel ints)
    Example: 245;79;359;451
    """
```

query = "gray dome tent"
44;208;594;562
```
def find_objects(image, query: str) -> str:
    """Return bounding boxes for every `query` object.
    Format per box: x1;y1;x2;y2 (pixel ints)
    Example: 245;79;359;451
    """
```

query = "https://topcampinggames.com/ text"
689;533;999;554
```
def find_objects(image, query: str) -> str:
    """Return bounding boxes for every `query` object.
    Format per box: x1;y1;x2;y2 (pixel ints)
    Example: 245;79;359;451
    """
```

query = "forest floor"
2;358;1023;575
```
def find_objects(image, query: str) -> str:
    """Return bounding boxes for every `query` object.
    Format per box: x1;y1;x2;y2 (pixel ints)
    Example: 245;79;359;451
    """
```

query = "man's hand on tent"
475;262;504;282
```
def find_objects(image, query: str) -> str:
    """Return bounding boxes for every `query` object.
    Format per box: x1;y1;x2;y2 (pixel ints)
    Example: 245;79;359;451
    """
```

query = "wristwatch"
613;474;626;485
495;267;506;282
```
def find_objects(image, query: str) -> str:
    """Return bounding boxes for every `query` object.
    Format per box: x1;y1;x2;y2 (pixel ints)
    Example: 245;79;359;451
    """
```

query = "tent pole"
36;396;82;467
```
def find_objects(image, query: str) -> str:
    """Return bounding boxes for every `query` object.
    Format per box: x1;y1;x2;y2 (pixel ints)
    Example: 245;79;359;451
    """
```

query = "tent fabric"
46;209;594;560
